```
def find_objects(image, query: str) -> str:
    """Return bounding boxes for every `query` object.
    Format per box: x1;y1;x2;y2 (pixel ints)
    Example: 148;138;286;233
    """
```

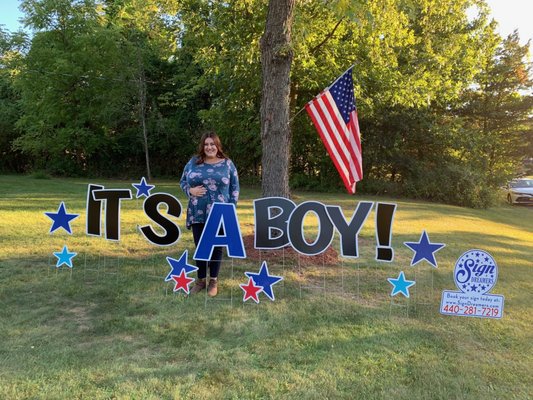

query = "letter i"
375;203;396;262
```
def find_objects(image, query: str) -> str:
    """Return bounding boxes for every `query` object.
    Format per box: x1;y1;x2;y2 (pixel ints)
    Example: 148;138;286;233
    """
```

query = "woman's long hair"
195;131;228;164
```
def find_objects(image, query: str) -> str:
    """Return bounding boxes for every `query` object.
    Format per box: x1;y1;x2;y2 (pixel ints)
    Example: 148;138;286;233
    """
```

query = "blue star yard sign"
53;245;77;268
404;230;445;267
245;261;283;301
45;202;80;234
165;250;198;282
132;177;155;198
387;271;416;298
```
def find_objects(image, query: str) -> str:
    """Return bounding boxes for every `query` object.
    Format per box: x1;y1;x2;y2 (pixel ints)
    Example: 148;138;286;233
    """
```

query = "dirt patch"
69;306;89;331
242;234;340;267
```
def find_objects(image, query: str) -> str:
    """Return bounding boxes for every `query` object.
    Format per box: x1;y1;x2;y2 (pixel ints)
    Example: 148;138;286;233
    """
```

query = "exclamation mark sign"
375;203;396;262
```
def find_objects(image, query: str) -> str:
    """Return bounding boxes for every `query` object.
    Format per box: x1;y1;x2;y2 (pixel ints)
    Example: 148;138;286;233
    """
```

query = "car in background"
507;178;533;205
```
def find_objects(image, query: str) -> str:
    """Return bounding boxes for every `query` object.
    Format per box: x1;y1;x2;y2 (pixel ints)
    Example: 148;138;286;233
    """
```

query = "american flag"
305;67;362;194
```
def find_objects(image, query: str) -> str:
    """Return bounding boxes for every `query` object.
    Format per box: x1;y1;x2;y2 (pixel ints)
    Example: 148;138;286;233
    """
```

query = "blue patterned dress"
180;157;239;229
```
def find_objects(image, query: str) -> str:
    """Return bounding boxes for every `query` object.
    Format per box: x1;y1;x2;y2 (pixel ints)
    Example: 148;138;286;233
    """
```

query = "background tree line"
0;0;531;207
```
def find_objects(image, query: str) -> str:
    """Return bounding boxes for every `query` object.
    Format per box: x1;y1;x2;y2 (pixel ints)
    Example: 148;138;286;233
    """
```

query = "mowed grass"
0;174;531;399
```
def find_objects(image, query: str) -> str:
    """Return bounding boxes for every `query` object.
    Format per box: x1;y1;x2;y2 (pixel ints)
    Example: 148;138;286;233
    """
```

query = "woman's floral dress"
180;157;239;229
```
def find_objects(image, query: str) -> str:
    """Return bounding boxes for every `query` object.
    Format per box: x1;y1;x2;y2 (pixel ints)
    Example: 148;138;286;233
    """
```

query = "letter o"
288;201;334;256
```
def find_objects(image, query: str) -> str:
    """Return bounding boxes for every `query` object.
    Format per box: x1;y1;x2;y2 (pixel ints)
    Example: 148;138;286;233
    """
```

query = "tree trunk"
138;62;152;180
260;0;296;198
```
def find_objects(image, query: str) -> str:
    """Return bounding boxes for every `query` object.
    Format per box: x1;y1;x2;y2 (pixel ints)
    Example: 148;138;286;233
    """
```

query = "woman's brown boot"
207;278;218;297
190;278;206;294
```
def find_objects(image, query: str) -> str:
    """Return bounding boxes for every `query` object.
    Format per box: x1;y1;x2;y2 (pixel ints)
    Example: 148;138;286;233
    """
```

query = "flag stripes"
305;68;362;194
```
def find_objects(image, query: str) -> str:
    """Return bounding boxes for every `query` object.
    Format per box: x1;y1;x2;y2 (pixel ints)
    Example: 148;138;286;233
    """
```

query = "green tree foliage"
177;0;266;179
13;0;136;175
457;29;533;186
11;0;203;177
101;0;183;179
290;0;489;196
289;0;532;207
0;0;531;207
0;28;28;172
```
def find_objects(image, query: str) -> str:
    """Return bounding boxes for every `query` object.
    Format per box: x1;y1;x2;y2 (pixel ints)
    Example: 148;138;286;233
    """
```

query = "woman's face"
203;137;218;158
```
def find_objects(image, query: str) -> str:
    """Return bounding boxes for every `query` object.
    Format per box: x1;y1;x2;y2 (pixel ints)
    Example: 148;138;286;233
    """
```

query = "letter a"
193;203;246;261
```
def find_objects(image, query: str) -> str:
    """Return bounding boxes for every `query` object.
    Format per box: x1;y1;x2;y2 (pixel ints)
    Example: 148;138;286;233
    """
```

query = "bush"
358;178;401;197
402;163;497;208
290;172;344;192
29;170;51;179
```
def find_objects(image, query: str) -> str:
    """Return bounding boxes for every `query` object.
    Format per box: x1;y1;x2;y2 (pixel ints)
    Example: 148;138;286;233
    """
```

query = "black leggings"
191;223;223;279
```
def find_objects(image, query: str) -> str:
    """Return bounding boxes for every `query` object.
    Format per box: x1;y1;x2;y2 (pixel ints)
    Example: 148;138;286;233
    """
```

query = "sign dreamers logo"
454;249;497;295
440;249;504;319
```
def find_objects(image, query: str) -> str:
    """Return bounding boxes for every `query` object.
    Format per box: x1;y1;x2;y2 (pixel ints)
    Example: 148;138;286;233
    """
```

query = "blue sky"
1;0;532;45
0;0;24;32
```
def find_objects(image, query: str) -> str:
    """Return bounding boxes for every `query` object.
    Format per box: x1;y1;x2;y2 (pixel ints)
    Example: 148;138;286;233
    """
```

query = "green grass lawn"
0;174;531;399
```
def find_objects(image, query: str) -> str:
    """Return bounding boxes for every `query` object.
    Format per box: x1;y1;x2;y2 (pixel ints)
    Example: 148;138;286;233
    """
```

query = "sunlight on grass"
0;175;531;399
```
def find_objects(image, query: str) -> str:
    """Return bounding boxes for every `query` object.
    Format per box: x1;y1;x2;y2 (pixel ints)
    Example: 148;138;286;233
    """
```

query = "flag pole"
287;63;356;125
288;103;309;125
326;63;356;90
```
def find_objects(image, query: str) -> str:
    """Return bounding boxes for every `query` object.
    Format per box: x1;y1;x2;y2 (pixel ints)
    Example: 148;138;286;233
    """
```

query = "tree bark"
260;0;296;198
